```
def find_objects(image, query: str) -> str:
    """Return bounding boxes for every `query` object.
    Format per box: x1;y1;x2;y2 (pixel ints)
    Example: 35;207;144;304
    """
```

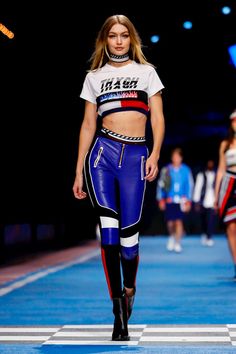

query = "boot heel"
112;297;130;341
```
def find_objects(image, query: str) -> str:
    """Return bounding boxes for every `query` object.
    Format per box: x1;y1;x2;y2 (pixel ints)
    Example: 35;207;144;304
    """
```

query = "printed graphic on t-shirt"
97;89;149;118
100;77;139;92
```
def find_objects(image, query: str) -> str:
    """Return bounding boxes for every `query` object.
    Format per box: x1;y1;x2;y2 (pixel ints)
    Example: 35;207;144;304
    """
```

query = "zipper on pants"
141;155;145;180
118;144;125;168
94;147;103;167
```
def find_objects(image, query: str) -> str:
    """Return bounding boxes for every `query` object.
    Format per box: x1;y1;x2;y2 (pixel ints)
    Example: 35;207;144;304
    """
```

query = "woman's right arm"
214;140;227;208
72;101;97;199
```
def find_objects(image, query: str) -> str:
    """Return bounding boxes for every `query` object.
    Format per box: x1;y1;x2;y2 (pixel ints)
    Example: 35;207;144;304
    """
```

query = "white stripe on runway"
0;249;100;297
53;331;143;337
45;340;139;345
0;325;234;346
0;336;51;341
229;331;236;336
0;328;59;332
143;327;228;332
140;336;231;342
63;324;146;329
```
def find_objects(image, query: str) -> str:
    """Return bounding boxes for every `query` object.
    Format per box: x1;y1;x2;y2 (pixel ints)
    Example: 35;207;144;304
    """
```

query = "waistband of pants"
98;127;146;144
226;170;236;178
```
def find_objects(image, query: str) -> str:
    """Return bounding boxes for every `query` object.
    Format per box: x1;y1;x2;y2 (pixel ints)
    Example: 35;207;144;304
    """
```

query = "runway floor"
0;235;235;353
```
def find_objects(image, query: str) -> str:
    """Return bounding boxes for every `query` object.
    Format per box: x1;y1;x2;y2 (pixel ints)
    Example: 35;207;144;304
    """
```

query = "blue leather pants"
84;129;148;298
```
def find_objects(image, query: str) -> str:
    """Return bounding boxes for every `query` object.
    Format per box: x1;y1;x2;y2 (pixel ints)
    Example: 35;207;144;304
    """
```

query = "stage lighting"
228;44;236;68
183;21;192;30
221;6;231;15
150;35;160;43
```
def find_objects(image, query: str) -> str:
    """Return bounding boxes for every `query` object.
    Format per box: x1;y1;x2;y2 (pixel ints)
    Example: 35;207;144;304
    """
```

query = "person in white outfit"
193;159;217;246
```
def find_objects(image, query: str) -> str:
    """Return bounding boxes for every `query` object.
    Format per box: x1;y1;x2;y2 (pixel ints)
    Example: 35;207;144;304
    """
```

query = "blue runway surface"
0;235;236;353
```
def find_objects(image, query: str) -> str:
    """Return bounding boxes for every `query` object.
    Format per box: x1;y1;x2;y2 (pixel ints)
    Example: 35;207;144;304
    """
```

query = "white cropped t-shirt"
225;148;236;168
80;61;164;118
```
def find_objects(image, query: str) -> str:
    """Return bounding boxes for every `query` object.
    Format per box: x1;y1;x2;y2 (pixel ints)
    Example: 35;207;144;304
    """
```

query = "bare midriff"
102;111;147;137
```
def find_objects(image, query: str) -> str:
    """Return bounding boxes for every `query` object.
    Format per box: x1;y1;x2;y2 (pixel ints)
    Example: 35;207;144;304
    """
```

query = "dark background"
1;0;236;250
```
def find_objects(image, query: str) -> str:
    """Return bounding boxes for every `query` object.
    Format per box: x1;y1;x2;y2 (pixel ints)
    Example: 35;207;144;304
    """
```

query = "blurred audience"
193;159;217;246
156;147;194;253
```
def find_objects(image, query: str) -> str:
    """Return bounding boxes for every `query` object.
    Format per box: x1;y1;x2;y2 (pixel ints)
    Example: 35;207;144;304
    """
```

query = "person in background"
193;159;217;246
214;109;236;280
72;14;165;340
156;147;194;253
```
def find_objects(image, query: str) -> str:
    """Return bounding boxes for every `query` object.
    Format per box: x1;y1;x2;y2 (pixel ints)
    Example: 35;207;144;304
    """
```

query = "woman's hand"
158;199;166;211
213;200;219;211
144;156;158;182
72;174;87;199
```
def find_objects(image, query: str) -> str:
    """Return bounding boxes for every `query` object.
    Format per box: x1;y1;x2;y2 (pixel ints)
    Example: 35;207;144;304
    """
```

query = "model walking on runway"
215;109;236;280
73;14;165;340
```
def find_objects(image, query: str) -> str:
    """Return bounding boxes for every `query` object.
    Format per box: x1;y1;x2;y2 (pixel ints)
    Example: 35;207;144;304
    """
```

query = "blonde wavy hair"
89;14;153;71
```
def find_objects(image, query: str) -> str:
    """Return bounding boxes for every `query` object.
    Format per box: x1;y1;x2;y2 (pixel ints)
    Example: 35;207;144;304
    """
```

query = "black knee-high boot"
121;255;138;320
123;287;136;320
112;294;130;341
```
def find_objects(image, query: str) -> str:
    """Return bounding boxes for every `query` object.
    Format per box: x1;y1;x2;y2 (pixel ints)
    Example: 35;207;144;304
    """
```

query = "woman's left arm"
145;93;165;182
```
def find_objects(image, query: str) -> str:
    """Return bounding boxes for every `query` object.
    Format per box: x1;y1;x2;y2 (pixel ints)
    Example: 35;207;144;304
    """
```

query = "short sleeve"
80;73;97;104
148;67;165;98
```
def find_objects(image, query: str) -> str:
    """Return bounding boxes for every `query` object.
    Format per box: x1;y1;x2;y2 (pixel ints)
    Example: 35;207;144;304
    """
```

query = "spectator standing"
156;147;194;252
193;159;217;246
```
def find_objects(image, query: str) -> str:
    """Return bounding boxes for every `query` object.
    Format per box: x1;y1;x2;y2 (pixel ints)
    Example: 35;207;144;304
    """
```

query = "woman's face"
171;152;183;166
107;24;130;56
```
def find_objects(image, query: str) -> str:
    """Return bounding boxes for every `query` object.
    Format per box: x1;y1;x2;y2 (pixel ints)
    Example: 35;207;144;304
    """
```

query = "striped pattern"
120;232;139;247
100;216;118;228
109;53;129;63
97;90;149;118
0;325;235;346
101;127;145;143
218;171;236;221
224;206;236;222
